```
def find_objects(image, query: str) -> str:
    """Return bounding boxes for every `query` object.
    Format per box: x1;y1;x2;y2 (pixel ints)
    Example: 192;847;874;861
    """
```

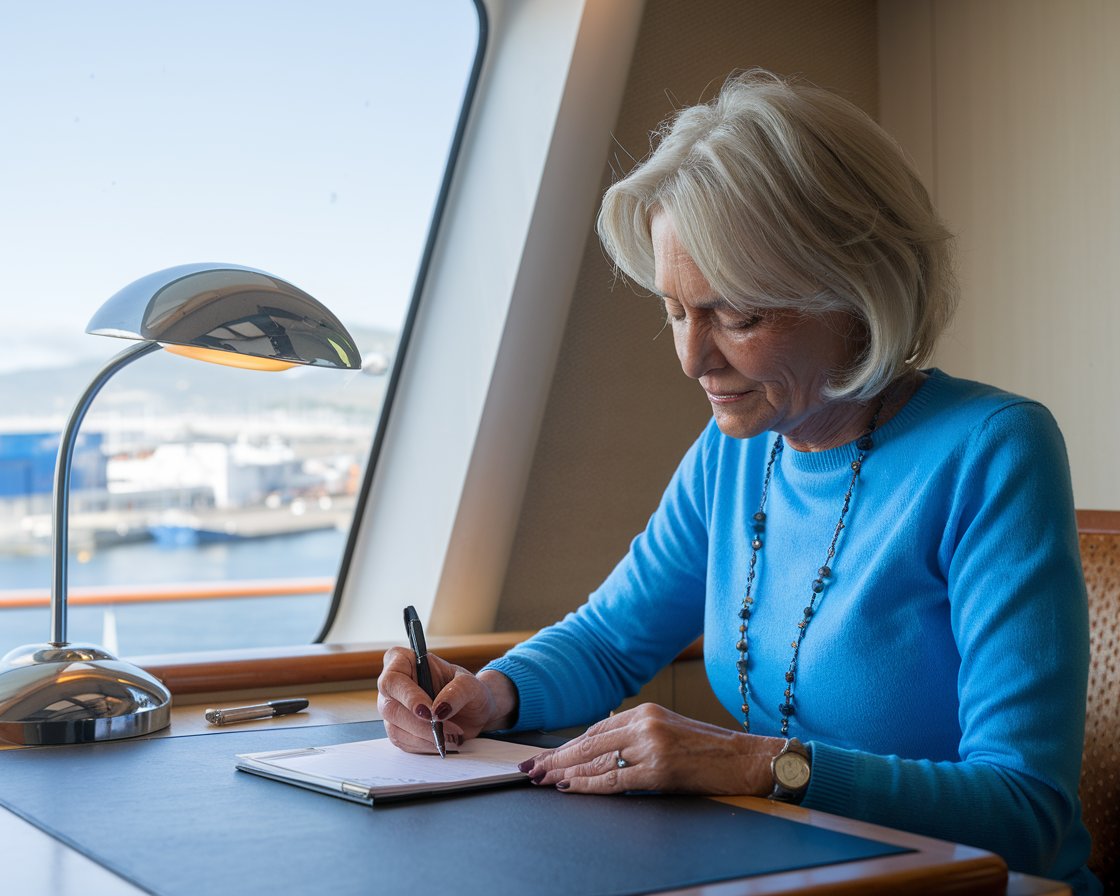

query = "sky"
0;1;479;374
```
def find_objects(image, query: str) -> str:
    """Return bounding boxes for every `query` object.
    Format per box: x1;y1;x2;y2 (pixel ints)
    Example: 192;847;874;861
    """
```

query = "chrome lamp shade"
0;264;361;746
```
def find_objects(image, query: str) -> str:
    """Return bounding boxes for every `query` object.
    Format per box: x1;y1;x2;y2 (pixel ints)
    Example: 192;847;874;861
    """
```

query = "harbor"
0;528;346;653
0;419;366;559
0;333;387;651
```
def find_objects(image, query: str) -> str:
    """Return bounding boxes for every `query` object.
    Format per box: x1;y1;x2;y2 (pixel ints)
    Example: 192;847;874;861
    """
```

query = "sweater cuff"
480;656;547;732
802;741;861;815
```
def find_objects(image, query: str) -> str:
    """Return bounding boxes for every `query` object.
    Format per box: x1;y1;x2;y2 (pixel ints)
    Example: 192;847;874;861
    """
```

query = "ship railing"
0;578;334;609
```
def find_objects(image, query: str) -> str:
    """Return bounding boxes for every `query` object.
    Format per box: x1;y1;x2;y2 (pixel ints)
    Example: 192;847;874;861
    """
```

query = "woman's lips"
704;389;750;405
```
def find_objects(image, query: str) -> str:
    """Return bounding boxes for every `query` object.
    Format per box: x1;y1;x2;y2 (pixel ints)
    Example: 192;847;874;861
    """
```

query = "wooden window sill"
131;634;706;697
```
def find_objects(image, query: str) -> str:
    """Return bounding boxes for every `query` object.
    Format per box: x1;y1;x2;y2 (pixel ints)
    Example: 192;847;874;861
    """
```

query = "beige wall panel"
878;1;935;189
496;0;879;636
881;0;1120;510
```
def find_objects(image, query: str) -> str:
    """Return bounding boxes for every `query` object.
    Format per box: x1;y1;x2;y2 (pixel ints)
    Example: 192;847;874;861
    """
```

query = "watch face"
775;752;811;789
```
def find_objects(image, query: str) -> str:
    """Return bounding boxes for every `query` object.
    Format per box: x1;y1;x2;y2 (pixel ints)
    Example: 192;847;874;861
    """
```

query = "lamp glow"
163;344;297;371
0;264;361;746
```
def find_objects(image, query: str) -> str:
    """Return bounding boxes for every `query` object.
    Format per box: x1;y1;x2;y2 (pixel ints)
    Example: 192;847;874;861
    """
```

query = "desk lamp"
0;263;361;745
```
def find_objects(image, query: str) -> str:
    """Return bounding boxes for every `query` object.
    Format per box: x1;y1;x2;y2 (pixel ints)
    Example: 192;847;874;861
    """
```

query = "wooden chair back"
1077;509;1120;893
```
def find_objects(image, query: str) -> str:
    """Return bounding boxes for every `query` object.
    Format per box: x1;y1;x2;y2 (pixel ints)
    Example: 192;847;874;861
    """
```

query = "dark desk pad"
0;721;910;896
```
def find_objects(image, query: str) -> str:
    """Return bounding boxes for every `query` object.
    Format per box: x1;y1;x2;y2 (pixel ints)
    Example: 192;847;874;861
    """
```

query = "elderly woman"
377;71;1097;893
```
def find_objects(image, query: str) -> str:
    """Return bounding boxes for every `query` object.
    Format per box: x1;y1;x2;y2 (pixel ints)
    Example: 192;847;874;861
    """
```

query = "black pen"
204;698;309;726
403;605;447;758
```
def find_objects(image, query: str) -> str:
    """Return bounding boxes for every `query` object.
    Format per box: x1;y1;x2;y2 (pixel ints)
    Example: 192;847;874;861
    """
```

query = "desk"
0;690;1067;896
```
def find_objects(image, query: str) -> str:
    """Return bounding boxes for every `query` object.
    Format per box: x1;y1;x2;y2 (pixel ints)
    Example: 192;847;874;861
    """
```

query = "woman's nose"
674;319;723;379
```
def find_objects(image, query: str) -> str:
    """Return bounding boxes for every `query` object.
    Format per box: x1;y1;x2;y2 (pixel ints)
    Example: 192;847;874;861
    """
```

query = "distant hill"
0;325;397;427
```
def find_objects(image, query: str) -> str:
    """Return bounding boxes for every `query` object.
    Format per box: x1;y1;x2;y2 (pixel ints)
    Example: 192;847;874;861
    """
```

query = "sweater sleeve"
802;402;1096;889
483;424;714;732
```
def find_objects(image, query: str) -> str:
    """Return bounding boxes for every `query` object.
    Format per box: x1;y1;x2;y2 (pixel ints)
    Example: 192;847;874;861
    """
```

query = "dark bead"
736;639;748;652
803;606;813;618
779;702;795;716
751;537;763;550
753;511;766;523
780;720;789;734
738;674;746;684
857;434;873;451
818;566;831;577
784;671;794;683
784;688;791;698
736;660;748;674
741;704;750;714
738;606;751;619
851;460;861;472
738;624;746;633
812;579;824;593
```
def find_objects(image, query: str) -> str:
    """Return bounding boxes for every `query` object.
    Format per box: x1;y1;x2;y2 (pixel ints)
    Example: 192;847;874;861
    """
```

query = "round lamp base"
0;643;172;746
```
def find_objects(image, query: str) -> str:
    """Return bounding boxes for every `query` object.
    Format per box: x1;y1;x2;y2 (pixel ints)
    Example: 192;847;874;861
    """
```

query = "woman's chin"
709;407;769;441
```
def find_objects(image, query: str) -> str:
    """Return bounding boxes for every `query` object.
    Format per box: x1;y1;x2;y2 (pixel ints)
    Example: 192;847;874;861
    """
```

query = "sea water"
0;529;345;654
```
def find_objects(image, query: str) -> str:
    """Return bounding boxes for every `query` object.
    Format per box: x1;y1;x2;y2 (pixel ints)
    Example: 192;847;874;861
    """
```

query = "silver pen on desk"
204;698;309;726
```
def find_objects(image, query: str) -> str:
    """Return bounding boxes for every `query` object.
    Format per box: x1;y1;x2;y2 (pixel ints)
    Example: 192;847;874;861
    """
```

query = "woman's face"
651;212;864;450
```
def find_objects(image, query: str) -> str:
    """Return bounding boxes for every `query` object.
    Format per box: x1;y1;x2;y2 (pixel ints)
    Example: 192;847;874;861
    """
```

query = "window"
0;2;483;652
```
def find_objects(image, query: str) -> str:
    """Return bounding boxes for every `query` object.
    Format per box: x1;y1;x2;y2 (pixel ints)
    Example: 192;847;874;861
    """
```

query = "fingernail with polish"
518;759;535;774
433;702;452;721
530;769;547;785
556;780;570;791
415;704;432;720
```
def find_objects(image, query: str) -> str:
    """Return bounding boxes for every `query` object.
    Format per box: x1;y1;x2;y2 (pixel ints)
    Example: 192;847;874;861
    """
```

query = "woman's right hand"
376;646;518;753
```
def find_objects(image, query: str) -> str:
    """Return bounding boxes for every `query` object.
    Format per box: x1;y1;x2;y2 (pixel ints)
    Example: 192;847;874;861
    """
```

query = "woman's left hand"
519;703;785;795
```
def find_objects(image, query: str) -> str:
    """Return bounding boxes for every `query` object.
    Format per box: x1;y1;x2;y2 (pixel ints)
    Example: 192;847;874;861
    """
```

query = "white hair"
597;69;957;400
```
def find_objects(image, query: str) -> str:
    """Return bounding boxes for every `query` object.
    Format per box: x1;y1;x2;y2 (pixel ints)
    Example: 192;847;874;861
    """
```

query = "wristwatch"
769;737;812;803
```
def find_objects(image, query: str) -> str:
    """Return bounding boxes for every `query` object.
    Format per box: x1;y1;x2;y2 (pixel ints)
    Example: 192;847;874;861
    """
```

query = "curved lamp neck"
51;341;160;646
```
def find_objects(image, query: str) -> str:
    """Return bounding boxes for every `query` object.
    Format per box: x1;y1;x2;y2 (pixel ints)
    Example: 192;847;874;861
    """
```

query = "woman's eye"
721;313;763;331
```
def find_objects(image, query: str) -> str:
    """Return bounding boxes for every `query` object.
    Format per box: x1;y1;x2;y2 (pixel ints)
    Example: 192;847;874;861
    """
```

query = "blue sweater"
486;370;1098;893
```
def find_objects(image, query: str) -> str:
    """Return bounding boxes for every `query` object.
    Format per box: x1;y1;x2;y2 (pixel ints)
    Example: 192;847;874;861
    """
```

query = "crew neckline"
778;368;944;474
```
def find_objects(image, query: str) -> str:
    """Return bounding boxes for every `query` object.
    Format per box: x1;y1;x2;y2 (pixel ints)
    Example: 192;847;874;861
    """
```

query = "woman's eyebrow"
653;290;736;312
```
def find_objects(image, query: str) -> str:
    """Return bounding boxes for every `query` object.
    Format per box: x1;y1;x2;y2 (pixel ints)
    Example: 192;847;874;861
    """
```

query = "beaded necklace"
735;395;886;736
